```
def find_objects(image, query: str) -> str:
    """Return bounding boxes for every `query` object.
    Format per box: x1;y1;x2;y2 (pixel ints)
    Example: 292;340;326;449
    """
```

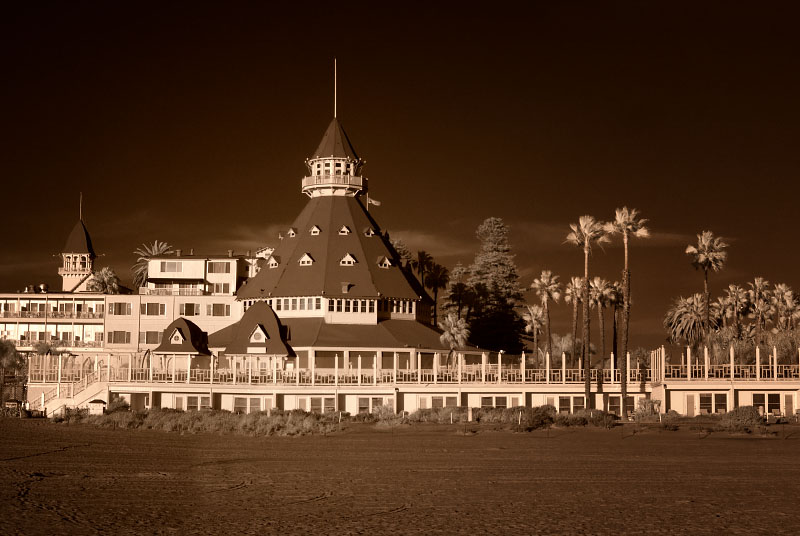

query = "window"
206;304;230;316
107;331;131;344
286;228;297;237
432;397;444;409
299;253;314;266
208;262;230;273
338;225;351;235
187;396;199;411
283;298;289;310
299;298;305;311
175;396;184;411
364;228;376;237
753;394;765;412
358;398;370;414
369;300;375;313
446;396;457;407
699;394;713;414
328;299;334;312
372;397;384;411
249;398;260;413
109;303;132;316
179;303;200;316
268;257;279;269
160;261;182;273
714;393;727;413
573;396;585;412
495;396;507;409
340;253;357;266
309;226;321;236
140;303;166;316
211;283;230;294
608;396;621;416
315;298;321;310
377;256;392;269
139;331;162;344
768;393;780;413
234;397;247;414
324;397;335;413
310;397;323;413
559;396;571;414
336;300;342;313
481;397;493;408
344;300;351;313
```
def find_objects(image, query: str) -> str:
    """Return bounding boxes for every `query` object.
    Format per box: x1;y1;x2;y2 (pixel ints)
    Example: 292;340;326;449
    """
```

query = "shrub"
720;406;763;433
554;412;589;427
635;399;661;423
106;398;130;413
474;405;554;430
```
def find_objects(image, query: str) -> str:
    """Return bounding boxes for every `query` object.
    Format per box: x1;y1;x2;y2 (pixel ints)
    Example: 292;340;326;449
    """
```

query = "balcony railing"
301;174;365;190
663;363;800;381
0;311;103;319
139;288;206;296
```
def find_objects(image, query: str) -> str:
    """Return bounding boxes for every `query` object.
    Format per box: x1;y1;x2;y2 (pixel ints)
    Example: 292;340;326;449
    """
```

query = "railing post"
661;346;666;383
273;357;277;385
773;346;778;380
561;352;566;384
248;355;252;385
417;352;421;385
186;355;190;384
686;347;692;381
458;352;462;384
610;353;615;384
393;352;398;384
233;359;237;385
756;346;761;380
210;354;214;385
335;354;339;386
520;351;525;384
295;358;300;386
704;347;709;381
107;357;111;383
149;353;153;382
627;352;632;383
373;355;377;386
497;352;501;385
545;352;550;385
434;352;438;385
730;346;735;381
481;352;486;383
311;349;316;386
357;354;362;386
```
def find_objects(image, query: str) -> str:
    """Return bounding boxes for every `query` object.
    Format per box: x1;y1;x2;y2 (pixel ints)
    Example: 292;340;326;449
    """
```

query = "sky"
2;2;799;350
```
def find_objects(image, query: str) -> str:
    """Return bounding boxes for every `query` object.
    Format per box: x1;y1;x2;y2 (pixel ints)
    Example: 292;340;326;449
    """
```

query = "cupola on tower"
302;118;366;198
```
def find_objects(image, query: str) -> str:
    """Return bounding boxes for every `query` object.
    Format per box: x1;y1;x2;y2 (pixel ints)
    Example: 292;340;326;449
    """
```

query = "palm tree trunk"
433;287;439;327
612;306;618;368
533;330;539;369
703;269;710;344
598;304;605;371
571;302;578;368
583;245;591;408
544;300;552;364
620;233;630;406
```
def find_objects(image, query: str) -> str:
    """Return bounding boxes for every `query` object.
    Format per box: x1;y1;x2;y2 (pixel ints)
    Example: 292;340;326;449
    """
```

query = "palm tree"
663;294;709;349
725;284;749;338
426;263;450;327
132;240;174;289
566;215;610;407
771;283;794;331
589;277;613;367
530;270;561;363
685;231;728;344
411;250;433;289
86;267;121;294
609;281;623;364
748;277;772;346
439;313;470;367
564;277;583;367
523;304;544;367
605;207;649;401
713;296;730;329
0;340;24;404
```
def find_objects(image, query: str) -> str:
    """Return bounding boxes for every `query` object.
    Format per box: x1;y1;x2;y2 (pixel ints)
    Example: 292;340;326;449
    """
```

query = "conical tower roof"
312;118;359;159
63;220;95;257
237;196;424;301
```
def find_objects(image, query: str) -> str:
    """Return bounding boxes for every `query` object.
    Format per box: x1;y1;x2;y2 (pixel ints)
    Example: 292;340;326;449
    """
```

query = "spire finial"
334;58;337;119
79;192;83;221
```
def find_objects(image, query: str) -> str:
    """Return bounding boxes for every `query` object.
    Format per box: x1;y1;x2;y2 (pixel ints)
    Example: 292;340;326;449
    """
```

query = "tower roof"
63;220;95;257
237;196;424;300
312;118;359;160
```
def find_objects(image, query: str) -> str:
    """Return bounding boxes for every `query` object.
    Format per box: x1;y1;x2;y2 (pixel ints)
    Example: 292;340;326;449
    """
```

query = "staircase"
30;371;109;416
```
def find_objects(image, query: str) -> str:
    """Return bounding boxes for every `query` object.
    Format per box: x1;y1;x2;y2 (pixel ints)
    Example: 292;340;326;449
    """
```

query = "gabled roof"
153;318;210;355
214;301;293;356
312;118;359;160
237;196;424;300
63;220;95;256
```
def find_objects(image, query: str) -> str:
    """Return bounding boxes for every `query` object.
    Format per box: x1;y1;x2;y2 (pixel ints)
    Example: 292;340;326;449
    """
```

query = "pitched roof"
63;220;95;256
210;317;450;351
221;301;293;356
237;196;424;300
312;118;359;159
153;317;211;355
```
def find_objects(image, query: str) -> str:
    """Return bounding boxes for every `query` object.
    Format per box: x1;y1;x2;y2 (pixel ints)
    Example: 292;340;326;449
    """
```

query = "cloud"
389;229;475;259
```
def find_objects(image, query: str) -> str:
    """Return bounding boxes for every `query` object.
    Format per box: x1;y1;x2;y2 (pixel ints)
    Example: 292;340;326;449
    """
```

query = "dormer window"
268;256;280;269
298;253;314;266
309;225;321;236
338;225;351;235
340;253;357;266
286;228;297;238
364;228;376;237
249;325;269;343
169;328;185;344
377;256;392;269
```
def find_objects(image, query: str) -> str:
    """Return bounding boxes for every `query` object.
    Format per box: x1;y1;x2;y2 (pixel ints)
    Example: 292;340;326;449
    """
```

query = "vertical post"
481;352;486;383
660;345;666;383
627;352;632;383
497;352;501;385
521;351;526;384
773;346;778;380
756;346;761;380
561;352;566;385
210;354;214;385
434;352;438;385
107;356;111;382
458;352;462;384
127;354;132;382
335;353;339;386
295;357;299;386
417;352;422;384
545;352;550;384
149;352;153;382
271;356;276;384
373;354;377;386
248;355;252;384
311;349;316;386
686;347;692;381
704;347;709;381
171;355;175;384
358;354;362;386
57;353;62;388
730;345;735;381
186;355;190;384
393;352;397;384
94;355;98;375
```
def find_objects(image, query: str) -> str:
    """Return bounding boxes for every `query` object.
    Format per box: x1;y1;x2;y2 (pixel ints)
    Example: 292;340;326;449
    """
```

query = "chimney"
246;250;251;257
189;248;194;255
227;249;233;258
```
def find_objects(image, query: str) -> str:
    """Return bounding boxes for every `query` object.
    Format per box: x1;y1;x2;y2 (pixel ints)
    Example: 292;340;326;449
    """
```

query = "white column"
497;352;501;385
756;346;761;380
660;346;666;383
520;351;526;383
248;355;252;384
311;349;316;386
417;352;422;384
610;353;616;384
458;352;462;384
481;352;486;383
393;352;398;384
295;357;299;386
57;353;63;387
210;354;215;385
171;355;175;384
704;346;709;380
148;352;153;382
773;346;778;380
271;356;276;384
373;354;377;386
127;354;132;382
561;352;566;385
730;345;735;381
434;352;438;385
686;347;692;381
358;354;362;386
627;352;632;383
186;355;190;384
335;353;339;386
545;352;550;384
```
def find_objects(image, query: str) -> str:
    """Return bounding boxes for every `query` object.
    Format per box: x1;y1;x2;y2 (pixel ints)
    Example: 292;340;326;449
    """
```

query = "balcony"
139;288;206;296
301;174;366;194
0;311;103;319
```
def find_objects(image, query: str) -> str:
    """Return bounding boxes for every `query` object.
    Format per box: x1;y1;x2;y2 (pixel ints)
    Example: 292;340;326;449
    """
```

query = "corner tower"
59;219;96;292
301;118;366;198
